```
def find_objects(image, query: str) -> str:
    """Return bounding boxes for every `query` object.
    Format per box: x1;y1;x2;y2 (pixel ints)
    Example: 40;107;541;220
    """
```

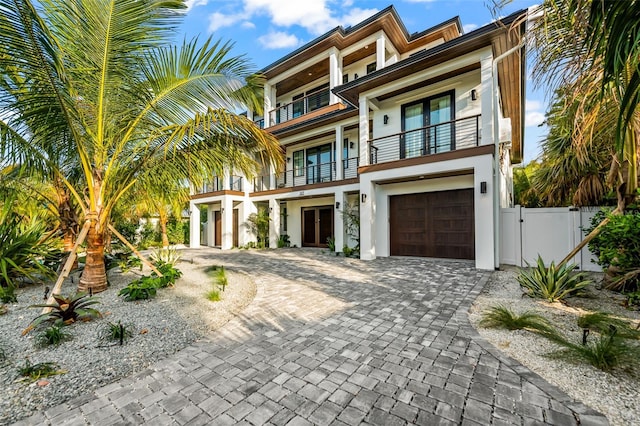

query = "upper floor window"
401;90;454;158
307;83;330;112
342;74;349;84
293;150;304;176
366;62;376;74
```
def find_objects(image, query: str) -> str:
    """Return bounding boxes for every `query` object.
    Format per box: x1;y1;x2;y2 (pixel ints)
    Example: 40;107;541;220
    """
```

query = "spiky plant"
548;333;639;372
577;312;640;340
517;256;592;302
37;324;72;346
24;293;101;334
479;305;557;335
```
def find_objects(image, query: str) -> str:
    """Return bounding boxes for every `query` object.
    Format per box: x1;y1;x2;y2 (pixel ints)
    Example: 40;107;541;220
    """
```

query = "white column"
359;177;376;260
376;34;385;71
329;49;342;105
480;52;494;146
241;201;258;246
189;201;200;248
222;167;231;190
221;197;233;249
269;199;280;249
206;205;215;247
359;96;370;166
335;126;343;181
263;82;273;128
474;159;495;270
334;190;344;253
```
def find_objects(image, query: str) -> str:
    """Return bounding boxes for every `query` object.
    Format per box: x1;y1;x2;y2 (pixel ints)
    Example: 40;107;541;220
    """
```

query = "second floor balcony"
369;115;481;165
268;88;337;128
253;157;359;192
195;175;243;195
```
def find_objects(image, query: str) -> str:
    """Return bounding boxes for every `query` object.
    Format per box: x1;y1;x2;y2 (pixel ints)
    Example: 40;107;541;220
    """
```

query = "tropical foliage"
517;255;591;302
246;207;271;248
25;292;102;333
0;0;282;294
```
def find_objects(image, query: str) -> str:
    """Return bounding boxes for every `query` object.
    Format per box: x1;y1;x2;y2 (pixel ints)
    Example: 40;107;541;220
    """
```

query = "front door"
232;209;238;247
214;210;221;246
302;206;334;247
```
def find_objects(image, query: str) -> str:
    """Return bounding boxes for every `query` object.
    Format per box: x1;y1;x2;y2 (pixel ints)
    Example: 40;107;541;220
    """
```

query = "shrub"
517;255;591;302
548;333;638;371
25;293;101;334
326;237;335;252
118;255;143;273
479;305;556;334
577;312;640;340
206;288;221;301
37;325;71;346
119;279;158;301
625;291;640;309
0;286;17;304
277;234;290;248
166;218;187;245
0;199;57;295
150;247;181;267
152;262;182;288
17;359;65;381
587;210;640;292
246;208;270;248
98;321;133;345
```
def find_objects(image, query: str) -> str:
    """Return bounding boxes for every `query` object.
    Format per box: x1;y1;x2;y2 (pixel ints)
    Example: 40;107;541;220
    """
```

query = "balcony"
195;175;243;195
369;115;481;165
268;88;332;127
253;157;359;192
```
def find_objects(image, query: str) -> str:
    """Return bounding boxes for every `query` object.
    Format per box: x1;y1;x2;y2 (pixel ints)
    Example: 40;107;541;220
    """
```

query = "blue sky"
179;0;545;164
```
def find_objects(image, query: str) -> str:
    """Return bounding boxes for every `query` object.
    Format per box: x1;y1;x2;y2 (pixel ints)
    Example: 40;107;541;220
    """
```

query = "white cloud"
241;21;256;29
463;24;478;33
184;0;209;11
208;12;244;33
525;111;545;127
258;31;303;49
342;8;380;28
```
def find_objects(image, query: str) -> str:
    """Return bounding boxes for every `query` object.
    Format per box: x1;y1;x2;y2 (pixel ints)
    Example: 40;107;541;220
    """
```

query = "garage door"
390;189;475;259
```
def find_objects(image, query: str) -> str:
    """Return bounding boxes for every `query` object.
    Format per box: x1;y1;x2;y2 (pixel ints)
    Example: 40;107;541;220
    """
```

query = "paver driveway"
18;249;607;426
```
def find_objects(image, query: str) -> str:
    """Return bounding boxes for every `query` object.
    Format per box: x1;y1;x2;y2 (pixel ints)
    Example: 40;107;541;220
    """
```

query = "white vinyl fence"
500;206;602;271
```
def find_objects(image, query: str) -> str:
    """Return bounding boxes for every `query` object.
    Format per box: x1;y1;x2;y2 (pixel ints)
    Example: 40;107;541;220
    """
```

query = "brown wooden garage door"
390;189;475;259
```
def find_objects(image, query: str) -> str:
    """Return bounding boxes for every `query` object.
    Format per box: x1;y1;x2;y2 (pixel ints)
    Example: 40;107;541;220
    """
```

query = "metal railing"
269;88;330;126
253;157;359;192
196;175;243;194
254;118;264;129
369;115;481;165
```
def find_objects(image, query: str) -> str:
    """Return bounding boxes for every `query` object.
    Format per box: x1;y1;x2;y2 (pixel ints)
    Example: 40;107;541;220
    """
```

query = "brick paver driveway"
19;249;607;425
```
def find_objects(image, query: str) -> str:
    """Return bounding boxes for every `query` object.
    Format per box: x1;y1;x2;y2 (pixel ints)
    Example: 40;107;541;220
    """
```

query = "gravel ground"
0;252;256;425
469;268;640;426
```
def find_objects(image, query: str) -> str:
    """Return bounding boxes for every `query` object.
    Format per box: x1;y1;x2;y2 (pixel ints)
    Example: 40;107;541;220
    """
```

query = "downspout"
491;32;527;270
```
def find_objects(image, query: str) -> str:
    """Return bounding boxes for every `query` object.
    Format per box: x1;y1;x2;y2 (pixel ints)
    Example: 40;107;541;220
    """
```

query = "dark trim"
358;144;494;174
332;9;527;107
377;169;474;185
191;190;244;200
269;107;358;138
250;178;359;197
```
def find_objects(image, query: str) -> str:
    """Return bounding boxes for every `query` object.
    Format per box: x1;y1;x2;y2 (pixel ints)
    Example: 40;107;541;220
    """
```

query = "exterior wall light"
471;89;477;101
361;193;367;203
335;201;340;209
480;181;487;194
383;114;389;124
286;157;291;163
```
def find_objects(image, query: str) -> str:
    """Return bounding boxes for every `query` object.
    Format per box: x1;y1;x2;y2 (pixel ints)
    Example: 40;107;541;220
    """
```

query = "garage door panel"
390;189;474;260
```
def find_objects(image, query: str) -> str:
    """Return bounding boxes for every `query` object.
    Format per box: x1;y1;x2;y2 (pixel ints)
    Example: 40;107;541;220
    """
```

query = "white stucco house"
189;5;530;270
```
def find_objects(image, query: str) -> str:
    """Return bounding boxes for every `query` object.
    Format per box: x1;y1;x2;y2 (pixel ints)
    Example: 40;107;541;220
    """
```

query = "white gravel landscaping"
469;268;640;426
0;254;256;425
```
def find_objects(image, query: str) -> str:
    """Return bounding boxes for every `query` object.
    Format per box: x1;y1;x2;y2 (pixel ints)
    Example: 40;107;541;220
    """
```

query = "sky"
178;0;546;164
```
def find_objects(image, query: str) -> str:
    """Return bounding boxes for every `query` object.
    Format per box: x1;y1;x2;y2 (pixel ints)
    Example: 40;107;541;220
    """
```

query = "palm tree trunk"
78;219;108;293
159;211;169;247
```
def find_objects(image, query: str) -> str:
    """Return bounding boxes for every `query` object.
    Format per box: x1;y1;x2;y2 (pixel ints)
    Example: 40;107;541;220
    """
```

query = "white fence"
500;206;602;271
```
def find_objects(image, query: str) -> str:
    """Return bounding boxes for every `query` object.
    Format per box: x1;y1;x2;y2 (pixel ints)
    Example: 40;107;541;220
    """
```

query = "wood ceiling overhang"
333;10;528;163
262;6;462;95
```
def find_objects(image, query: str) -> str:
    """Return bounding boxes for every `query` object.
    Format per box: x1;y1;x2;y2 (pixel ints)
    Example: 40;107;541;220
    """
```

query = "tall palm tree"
0;0;282;293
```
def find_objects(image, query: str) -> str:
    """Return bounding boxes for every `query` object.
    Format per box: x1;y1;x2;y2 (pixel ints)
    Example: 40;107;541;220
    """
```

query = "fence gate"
500;206;601;271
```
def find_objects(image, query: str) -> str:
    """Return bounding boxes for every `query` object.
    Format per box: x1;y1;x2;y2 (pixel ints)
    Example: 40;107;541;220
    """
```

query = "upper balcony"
253;157;359;193
193;175;243;197
368;115;481;165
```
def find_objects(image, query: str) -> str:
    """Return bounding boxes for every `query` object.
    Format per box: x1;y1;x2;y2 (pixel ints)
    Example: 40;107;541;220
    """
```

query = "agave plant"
24;292;101;334
150;247;181;267
517;255;592;302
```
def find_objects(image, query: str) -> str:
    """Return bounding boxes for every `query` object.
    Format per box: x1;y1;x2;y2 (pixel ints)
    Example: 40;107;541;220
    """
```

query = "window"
401;90;454;159
293;150;304;176
343;138;349;169
366;62;376;74
292;94;304;118
342;74;349;84
306;83;329;112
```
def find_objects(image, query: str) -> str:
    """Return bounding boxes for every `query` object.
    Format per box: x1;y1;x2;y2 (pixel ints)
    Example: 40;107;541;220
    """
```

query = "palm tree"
0;0;282;293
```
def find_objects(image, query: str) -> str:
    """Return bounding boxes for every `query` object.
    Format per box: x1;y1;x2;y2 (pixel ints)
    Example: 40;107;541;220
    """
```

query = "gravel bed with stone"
0;251;256;425
469;267;640;426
